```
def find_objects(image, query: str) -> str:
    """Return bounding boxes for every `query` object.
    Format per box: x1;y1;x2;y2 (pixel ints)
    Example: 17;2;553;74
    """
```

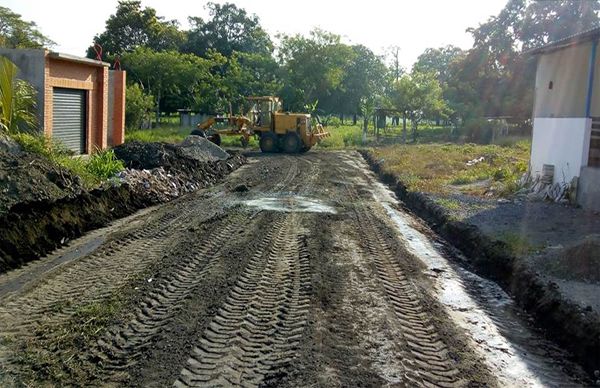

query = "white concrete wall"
530;117;591;183
534;43;591;118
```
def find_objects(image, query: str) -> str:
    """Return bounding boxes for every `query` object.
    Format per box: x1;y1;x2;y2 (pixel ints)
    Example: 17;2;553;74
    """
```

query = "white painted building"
530;27;600;210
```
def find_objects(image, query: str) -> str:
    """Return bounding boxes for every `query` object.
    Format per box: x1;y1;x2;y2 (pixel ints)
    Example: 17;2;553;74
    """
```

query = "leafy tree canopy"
183;2;273;57
0;6;54;49
86;0;184;60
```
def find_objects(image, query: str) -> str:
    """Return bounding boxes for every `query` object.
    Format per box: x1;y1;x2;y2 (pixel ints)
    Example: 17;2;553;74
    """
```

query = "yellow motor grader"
190;96;329;153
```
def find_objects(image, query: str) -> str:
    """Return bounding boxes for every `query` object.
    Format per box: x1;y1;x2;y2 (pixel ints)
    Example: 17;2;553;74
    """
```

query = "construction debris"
179;135;230;162
517;170;574;203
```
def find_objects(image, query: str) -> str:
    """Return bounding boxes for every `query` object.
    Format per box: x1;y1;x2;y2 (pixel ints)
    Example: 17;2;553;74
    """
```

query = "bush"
125;83;154;130
324;116;342;128
318;125;363;149
85;149;125;180
461;118;497;144
11;132;71;158
11;133;124;186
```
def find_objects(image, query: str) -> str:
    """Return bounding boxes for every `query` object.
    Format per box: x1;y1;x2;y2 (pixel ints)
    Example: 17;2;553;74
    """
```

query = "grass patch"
12;295;124;385
11;132;124;187
498;231;538;256
126;123;260;148
434;197;462;211
126;123;189;143
317;125;364;149
371;141;530;197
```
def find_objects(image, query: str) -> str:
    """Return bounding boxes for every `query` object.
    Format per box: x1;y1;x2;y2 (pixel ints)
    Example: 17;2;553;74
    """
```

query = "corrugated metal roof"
528;25;600;55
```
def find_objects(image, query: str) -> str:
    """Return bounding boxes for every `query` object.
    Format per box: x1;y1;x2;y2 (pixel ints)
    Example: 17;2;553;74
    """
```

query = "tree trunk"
155;89;161;126
402;113;407;143
353;114;357;125
362;116;368;144
413;120;418;142
340;113;344;124
373;114;378;139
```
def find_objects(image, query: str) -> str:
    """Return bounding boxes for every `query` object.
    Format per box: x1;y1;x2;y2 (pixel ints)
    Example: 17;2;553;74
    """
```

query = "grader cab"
192;96;329;153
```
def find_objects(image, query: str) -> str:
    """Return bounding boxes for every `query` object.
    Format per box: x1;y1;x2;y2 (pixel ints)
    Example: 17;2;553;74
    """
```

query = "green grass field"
370;141;530;197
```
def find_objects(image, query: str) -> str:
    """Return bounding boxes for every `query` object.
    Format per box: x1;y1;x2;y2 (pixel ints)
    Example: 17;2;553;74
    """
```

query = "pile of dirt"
538;236;600;283
0;139;245;274
0;137;83;214
113;137;229;174
179;135;229;161
114;140;244;201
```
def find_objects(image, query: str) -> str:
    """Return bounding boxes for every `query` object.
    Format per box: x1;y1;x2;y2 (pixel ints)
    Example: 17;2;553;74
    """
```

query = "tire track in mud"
174;213;311;387
0;199;223;371
354;206;462;387
94;211;255;374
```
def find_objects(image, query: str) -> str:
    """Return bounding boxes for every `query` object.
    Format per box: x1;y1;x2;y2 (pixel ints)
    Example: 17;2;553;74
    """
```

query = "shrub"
460;118;497;144
85;149;125;180
125;83;154;130
0;57;37;133
11;132;71;158
11;133;124;186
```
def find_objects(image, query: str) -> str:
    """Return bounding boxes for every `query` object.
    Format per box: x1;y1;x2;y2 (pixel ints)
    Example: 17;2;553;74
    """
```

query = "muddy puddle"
347;155;589;387
241;194;336;214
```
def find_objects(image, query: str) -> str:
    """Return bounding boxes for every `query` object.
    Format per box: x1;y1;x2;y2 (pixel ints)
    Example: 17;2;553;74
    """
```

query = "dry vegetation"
371;141;530;197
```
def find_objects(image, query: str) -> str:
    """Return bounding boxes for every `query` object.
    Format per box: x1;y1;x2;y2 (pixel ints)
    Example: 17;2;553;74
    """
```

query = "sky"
2;0;507;69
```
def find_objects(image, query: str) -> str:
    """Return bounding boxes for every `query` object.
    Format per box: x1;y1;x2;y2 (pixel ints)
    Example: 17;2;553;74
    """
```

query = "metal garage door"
52;88;86;154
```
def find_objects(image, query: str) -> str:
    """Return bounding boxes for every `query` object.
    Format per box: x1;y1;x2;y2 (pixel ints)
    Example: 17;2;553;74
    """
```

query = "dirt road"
0;152;590;387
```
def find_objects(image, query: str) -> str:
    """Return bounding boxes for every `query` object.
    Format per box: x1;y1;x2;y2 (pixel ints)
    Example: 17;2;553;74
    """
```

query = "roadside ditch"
360;149;600;379
0;138;245;274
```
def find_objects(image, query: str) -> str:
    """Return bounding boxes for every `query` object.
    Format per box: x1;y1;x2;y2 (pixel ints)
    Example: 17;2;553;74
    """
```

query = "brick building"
0;49;125;154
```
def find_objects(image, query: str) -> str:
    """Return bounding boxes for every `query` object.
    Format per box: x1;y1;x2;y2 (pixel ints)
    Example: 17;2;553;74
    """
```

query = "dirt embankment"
360;150;600;378
0;139;245;274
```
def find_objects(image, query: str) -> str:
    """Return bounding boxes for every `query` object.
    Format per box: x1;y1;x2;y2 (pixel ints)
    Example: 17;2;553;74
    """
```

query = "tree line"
1;1;600;135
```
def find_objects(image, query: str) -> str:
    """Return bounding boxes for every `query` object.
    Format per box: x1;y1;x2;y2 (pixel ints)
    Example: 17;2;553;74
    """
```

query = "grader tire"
208;134;222;146
282;132;301;153
259;132;279;153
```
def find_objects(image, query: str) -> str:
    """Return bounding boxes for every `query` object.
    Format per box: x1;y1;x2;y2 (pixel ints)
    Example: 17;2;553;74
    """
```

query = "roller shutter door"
52;88;86;154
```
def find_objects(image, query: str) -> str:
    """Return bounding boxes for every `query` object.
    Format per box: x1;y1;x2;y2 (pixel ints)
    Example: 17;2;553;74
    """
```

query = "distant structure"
529;26;600;210
0;49;126;154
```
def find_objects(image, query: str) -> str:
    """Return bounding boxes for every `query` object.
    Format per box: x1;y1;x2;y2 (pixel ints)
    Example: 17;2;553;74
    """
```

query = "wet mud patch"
274;213;386;387
361;149;600;380
241;194;336;214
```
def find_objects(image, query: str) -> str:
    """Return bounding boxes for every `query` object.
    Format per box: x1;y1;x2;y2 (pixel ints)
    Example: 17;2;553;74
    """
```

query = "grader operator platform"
191;96;329;153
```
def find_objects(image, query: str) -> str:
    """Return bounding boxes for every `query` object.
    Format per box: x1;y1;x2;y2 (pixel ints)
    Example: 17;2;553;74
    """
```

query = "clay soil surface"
0;151;590;387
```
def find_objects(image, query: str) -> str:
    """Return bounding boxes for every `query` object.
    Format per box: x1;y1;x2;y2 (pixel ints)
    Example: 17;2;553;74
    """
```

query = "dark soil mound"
114;140;229;174
114;140;243;187
540;237;600;283
0;143;83;215
1;140;245;275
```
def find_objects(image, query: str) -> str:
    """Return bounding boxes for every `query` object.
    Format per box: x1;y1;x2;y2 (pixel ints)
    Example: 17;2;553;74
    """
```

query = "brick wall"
44;56;109;153
110;70;126;146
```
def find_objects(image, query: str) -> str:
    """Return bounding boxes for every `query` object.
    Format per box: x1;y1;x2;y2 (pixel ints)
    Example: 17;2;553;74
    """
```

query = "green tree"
0;6;54;48
219;51;281;113
183;2;273;57
122;48;216;122
339;45;388;123
278;29;354;114
445;0;600;123
86;0;184;60
390;71;447;142
0;57;37;133
521;0;600;50
413;46;464;85
125;83;154;129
